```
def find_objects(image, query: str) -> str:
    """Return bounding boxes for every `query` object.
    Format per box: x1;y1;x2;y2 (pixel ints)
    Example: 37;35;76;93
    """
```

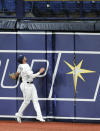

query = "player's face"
23;56;27;63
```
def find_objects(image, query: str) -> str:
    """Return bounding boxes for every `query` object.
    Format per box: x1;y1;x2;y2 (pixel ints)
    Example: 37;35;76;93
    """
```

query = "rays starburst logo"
64;60;96;92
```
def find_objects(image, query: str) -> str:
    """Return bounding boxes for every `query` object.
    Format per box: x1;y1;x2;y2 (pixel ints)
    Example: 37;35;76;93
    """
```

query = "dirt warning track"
0;121;100;131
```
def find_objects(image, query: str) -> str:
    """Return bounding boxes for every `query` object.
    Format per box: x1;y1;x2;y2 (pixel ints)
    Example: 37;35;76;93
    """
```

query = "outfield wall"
0;32;100;121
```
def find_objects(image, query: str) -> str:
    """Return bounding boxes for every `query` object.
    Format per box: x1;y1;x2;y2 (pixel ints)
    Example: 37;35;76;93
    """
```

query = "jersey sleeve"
27;70;40;79
32;72;40;78
17;65;22;74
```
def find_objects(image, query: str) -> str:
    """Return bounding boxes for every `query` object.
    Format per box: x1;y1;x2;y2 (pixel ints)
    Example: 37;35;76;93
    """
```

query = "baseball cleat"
15;113;21;123
36;117;45;122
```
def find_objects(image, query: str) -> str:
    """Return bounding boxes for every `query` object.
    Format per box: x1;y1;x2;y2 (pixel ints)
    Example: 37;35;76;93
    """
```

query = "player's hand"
9;73;16;80
39;68;45;74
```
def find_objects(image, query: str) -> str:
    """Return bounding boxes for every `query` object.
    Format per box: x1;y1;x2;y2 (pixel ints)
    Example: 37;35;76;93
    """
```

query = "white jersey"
17;63;40;83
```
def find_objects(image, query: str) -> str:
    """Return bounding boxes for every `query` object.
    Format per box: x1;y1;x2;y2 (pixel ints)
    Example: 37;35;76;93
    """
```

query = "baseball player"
9;55;45;123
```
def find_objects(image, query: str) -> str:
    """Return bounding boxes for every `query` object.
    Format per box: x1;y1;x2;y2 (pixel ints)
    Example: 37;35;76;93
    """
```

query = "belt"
27;82;33;84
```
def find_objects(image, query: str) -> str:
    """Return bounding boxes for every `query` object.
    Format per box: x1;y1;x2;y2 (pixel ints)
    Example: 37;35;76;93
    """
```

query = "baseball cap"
17;55;24;64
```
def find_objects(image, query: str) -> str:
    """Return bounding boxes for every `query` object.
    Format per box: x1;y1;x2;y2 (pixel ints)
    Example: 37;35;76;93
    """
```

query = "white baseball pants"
17;82;43;119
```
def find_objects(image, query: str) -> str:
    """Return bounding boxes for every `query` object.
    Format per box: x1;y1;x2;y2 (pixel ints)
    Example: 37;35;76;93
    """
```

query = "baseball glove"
9;73;16;80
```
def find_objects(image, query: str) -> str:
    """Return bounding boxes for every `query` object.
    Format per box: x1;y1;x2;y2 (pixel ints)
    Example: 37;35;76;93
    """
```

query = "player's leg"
31;84;45;122
15;83;31;123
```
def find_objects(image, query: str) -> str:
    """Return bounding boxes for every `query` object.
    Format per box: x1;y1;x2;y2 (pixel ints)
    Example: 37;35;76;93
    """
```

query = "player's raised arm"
30;67;45;79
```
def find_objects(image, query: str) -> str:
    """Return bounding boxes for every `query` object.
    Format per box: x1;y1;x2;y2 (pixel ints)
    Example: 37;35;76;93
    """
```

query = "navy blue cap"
17;55;24;64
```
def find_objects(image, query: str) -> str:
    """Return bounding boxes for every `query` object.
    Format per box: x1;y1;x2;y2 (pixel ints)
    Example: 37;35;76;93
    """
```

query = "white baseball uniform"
16;63;43;120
